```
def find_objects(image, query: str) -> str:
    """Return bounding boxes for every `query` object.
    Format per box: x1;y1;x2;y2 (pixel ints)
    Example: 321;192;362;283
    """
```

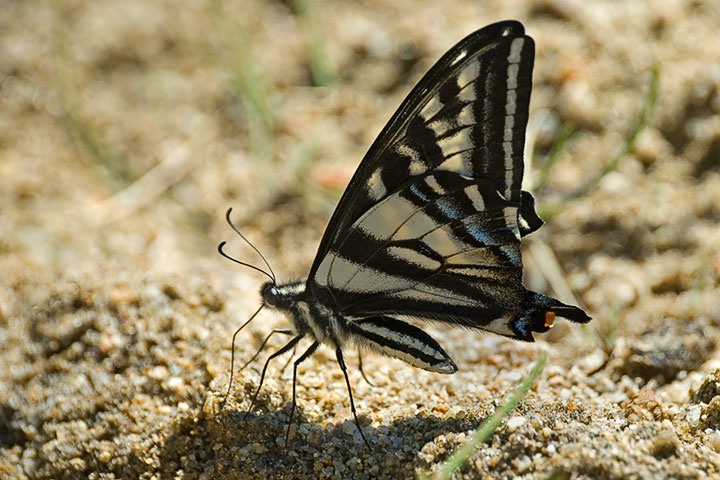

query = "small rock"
514;454;532;472
691;369;720;404
506;416;526;432
706;431;720;452
625;388;664;422
701;396;720;430
342;420;356;435
148;365;168;380
167;376;185;392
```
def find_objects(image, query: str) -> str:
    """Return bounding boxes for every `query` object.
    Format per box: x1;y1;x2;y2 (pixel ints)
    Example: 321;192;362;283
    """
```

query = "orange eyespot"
544;311;556;328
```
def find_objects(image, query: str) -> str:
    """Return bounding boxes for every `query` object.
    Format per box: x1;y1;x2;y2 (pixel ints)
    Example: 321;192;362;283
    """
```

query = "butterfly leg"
242;329;294;370
357;349;376;387
336;347;371;450
285;341;320;447
279;343;298;374
221;305;265;409
223;328;293;408
243;335;303;420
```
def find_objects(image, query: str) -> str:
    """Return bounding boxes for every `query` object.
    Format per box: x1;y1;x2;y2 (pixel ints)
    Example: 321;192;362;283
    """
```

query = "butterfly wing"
307;21;589;341
309;21;532;276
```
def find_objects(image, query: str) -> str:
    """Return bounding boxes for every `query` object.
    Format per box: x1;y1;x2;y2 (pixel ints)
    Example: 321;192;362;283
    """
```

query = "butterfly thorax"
261;280;349;348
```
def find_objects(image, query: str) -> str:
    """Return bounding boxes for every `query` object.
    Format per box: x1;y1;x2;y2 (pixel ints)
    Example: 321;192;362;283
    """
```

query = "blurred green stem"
422;353;547;480
540;63;660;219
292;0;336;86
211;0;275;189
534;123;576;191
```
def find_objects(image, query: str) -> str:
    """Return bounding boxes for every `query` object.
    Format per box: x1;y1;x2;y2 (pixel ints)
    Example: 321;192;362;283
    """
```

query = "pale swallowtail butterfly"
220;20;591;448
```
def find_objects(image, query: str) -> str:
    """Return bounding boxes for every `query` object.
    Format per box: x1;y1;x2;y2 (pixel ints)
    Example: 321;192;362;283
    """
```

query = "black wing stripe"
419;212;519;256
374;37;532;208
394;41;527;185
502;38;533;200
333;172;478;247
314;240;522;312
347;292;514;328
318;253;416;295
327;176;519;265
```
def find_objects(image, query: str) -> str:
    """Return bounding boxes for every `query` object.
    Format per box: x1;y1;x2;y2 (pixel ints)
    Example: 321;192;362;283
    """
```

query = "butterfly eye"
261;283;279;307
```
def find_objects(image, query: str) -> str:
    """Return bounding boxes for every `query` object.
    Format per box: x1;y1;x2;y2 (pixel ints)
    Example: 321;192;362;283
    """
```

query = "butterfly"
220;20;591;448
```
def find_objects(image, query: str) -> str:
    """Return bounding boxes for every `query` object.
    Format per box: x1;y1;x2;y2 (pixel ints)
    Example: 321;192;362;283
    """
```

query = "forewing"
308;20;534;279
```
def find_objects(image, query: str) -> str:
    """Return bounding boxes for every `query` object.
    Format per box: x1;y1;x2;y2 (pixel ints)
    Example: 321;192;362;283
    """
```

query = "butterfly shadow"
206;399;490;476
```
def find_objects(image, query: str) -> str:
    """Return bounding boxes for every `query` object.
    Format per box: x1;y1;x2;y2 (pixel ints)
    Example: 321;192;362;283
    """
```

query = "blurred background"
2;0;720;478
2;0;718;309
0;0;715;281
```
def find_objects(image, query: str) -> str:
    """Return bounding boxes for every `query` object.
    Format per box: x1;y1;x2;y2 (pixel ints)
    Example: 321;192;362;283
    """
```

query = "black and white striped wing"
307;21;588;344
309;21;534;275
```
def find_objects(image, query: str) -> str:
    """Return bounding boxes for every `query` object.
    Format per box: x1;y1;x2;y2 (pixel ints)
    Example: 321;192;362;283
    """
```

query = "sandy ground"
2;0;720;479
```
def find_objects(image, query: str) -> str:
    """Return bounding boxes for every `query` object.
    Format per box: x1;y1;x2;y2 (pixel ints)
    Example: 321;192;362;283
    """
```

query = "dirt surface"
2;1;720;479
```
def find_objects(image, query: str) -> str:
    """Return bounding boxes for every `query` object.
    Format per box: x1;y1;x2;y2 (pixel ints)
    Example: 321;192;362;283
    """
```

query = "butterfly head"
260;280;305;311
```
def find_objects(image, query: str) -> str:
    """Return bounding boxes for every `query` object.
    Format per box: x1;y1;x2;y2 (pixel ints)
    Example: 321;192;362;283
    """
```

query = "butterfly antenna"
224;208;276;284
218;242;275;283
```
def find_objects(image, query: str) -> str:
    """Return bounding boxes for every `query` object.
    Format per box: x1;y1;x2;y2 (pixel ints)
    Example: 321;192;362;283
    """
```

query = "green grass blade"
228;32;274;163
539;63;660;219
209;0;276;189
60;108;135;189
421;353;547;480
534;123;576;191
292;0;336;86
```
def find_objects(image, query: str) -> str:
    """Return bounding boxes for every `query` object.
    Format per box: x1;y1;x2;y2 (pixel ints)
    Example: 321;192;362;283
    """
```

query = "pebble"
167;376;185;391
506;416;526;432
686;405;702;427
98;333;119;354
148;366;168;380
706;431;720;452
342;420;356;435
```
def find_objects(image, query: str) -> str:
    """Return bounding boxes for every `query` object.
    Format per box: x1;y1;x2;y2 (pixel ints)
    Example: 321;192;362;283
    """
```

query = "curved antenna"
220;304;264;409
223;208;276;284
218;242;275;283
